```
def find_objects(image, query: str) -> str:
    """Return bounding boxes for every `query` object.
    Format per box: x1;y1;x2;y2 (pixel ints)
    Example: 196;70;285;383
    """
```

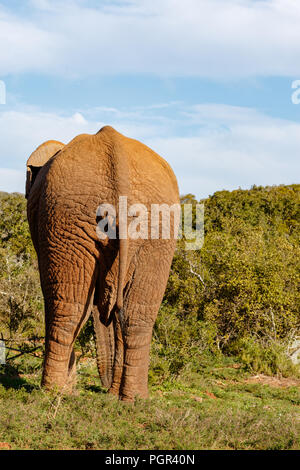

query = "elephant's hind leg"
41;254;97;393
111;240;175;401
42;297;93;392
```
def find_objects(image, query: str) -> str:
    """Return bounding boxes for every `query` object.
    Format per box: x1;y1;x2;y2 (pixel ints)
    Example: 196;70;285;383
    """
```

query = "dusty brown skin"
26;126;179;401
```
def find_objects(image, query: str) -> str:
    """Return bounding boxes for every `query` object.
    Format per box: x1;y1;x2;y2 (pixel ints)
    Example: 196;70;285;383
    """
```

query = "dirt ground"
245;374;300;388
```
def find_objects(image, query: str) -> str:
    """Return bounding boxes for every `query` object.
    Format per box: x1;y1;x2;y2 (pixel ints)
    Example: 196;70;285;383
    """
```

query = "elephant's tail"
116;237;127;329
112;131;130;332
97;126;129;325
93;126;130;389
92;304;115;389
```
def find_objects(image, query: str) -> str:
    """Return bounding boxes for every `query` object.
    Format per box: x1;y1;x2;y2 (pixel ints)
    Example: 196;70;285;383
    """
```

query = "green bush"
165;185;300;348
0;192;44;357
228;337;299;377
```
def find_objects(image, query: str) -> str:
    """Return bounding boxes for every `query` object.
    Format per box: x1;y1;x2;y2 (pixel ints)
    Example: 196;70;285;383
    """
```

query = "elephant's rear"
27;125;180;398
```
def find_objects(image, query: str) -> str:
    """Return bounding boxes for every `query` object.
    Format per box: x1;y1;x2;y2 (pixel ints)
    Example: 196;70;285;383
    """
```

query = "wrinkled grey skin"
26;126;179;401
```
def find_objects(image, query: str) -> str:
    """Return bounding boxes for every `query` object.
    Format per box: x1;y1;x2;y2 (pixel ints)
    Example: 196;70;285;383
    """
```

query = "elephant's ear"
25;140;64;198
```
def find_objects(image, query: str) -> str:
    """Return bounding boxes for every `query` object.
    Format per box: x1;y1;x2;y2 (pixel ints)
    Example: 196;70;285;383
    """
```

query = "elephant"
26;125;179;401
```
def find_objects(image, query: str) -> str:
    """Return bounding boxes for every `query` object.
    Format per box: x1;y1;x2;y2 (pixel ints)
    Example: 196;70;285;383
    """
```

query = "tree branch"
188;260;205;287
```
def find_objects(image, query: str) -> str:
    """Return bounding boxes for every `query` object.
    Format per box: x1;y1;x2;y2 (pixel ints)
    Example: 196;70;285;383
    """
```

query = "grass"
0;354;299;450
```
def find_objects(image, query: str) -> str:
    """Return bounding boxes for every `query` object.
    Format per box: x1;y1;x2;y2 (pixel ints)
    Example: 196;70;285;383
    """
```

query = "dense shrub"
164;185;299;348
0;193;43;348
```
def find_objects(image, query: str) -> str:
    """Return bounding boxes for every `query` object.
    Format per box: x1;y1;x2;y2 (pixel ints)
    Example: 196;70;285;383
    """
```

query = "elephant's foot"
120;389;149;402
107;388;148;402
42;349;77;394
107;377;149;402
106;363;123;396
41;372;76;394
113;374;149;402
107;388;119;400
108;385;120;396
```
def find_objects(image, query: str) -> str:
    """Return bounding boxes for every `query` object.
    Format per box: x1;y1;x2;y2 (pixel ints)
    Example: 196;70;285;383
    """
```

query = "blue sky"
0;0;299;198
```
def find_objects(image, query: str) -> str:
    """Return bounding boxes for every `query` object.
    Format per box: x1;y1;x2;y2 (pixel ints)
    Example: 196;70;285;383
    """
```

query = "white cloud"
0;109;105;194
148;104;300;196
1;0;300;78
0;102;299;197
0;6;61;75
